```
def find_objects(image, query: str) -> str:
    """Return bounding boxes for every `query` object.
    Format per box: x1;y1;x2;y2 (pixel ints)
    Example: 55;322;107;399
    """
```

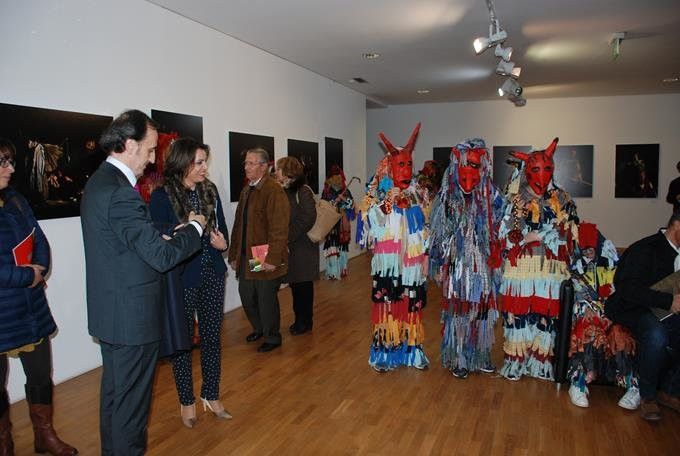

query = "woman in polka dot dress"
150;137;231;428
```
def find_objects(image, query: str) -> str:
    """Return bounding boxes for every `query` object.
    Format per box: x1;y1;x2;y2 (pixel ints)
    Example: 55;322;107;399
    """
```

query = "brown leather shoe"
639;399;662;422
658;392;680;414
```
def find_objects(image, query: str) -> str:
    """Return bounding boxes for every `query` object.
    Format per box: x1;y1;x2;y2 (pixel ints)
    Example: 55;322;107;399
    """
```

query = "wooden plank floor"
8;253;680;455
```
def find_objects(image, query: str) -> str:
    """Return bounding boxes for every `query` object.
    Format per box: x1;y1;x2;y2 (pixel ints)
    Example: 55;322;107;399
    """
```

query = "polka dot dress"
171;190;226;406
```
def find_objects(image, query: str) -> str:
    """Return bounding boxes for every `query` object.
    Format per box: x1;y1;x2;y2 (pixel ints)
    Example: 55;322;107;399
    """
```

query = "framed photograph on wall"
0;102;112;220
433;146;453;171
492;145;531;190
553;145;593;197
324;137;343;178
288;138;319;193
615;143;659;198
136;110;205;202
228;131;274;202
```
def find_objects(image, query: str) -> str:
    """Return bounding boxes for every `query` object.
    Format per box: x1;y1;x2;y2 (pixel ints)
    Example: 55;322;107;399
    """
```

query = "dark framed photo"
228;132;274;202
615;144;659;198
136;110;204;202
324;137;343;178
433;147;453;171
554;145;593;197
492;145;531;190
288;139;319;193
0;102;112;220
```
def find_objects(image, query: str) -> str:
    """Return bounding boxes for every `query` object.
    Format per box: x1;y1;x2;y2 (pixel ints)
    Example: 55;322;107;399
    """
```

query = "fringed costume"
357;123;430;371
429;139;505;378
498;137;579;381
321;166;355;279
567;222;639;408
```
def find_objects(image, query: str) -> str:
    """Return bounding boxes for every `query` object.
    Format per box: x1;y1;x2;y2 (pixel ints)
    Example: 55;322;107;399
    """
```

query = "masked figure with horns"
498;137;579;381
429;139;505;378
321;165;356;279
357;123;430;372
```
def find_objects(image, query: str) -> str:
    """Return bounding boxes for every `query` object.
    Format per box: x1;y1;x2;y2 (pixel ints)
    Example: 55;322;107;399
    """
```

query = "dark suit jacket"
80;161;201;345
605;230;676;322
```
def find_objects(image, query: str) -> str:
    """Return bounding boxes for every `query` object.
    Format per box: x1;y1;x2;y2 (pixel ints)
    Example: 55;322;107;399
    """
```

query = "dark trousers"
0;339;53;414
238;260;282;344
616;311;680;400
99;341;159;456
290;281;314;329
172;263;225;406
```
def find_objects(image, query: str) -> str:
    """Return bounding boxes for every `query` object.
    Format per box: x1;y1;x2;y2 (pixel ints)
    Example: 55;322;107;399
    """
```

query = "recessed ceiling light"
362;52;380;59
417;89;430;94
662;77;679;83
349;77;368;84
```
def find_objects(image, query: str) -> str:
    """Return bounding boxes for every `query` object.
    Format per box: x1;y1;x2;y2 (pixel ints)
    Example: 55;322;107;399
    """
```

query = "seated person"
605;212;680;421
567;223;639;410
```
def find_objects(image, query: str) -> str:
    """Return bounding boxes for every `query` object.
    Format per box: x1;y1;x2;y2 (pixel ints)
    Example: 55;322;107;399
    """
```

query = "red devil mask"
379;123;421;190
510;137;559;196
453;146;486;194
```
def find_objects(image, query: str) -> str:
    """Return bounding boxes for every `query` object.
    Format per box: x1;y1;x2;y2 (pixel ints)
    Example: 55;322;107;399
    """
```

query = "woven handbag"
298;185;342;242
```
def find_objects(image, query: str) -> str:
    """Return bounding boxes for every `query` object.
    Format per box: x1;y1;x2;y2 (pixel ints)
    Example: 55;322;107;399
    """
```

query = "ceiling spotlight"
416;89;430;94
362;52;380;60
509;95;526;107
494;44;512;62
498;77;523;97
473;27;507;54
496;60;521;79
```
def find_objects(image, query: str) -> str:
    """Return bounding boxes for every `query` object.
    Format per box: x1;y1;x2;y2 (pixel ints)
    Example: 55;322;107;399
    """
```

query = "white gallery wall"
367;94;680;248
0;0;366;402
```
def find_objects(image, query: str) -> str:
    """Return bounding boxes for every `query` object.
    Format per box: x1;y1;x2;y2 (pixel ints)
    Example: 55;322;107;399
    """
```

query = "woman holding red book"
0;138;77;455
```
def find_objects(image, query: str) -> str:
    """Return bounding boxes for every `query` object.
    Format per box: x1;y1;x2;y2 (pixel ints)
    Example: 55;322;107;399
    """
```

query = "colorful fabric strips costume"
498;137;579;381
321;165;356;279
567;222;638;408
429;139;505;378
357;123;430;371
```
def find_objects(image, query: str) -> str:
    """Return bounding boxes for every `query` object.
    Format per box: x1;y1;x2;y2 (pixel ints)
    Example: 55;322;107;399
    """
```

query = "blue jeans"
616;311;680;400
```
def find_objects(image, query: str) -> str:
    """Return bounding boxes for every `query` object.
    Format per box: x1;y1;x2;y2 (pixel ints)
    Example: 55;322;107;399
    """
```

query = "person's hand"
24;264;46;288
671;294;680;314
262;262;276;271
161;234;172;241
188;211;206;230
210;229;228;251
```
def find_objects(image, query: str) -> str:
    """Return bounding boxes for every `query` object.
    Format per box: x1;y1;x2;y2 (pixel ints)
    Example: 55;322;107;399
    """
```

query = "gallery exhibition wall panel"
0;0;366;401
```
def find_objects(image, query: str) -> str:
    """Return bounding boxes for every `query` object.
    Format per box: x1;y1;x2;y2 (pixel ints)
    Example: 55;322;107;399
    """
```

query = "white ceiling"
148;0;680;107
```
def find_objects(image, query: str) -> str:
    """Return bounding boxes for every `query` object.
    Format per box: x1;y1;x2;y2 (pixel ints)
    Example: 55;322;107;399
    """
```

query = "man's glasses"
0;157;15;169
243;161;266;167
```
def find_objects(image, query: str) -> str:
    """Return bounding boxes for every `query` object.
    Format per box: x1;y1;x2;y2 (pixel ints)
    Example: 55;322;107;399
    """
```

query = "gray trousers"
238;259;282;344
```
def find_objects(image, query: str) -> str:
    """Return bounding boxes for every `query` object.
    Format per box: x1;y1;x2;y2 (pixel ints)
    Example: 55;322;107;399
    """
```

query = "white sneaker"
618;387;640;410
569;384;589;408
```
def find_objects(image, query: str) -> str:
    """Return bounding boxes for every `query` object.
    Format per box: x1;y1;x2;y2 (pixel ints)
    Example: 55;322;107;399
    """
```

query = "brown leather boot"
28;404;77;456
25;384;77;456
0;403;13;456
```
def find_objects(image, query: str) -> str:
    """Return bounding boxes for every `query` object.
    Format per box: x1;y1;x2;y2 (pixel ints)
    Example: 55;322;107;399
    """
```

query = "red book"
13;227;35;266
249;244;269;272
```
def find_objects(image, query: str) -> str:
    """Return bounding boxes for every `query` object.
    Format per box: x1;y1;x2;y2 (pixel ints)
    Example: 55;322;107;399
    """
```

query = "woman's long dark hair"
163;137;218;232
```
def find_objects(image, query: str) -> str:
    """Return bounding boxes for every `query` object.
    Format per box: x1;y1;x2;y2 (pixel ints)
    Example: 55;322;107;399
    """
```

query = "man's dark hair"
99;109;158;154
669;210;680;227
676;161;680;172
0;138;16;159
164;137;211;183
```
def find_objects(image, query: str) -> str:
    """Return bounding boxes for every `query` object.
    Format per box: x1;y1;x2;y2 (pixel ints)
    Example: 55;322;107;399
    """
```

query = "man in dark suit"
606;211;680;422
81;110;205;455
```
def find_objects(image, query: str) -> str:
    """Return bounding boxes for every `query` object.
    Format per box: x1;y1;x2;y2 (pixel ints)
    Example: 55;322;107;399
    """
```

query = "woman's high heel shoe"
200;397;233;420
180;403;197;428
